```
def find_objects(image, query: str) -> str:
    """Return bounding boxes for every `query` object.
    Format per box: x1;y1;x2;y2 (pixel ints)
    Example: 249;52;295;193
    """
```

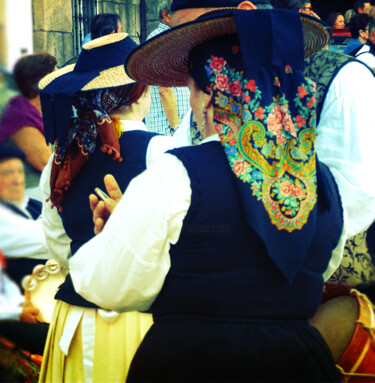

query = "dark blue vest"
55;130;158;308
151;142;343;321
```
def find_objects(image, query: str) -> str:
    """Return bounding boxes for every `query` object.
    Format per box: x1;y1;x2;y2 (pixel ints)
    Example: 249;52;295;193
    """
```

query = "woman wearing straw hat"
70;9;344;382
36;33;182;383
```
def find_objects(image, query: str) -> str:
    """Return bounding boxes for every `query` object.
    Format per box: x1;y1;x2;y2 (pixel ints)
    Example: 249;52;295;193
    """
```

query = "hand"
90;174;123;235
20;303;40;323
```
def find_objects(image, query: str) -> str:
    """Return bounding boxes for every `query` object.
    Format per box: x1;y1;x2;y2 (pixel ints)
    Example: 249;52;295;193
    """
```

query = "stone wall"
31;0;160;66
33;0;74;66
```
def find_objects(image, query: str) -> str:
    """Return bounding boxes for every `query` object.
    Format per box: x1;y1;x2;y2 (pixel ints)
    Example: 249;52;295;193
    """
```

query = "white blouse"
69;133;350;312
40;120;184;267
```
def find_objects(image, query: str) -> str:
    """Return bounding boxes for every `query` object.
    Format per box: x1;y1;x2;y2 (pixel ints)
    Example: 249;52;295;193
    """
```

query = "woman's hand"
89;174;123;235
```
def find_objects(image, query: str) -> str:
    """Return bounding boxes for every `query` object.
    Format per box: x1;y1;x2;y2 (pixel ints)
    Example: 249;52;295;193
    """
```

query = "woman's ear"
237;1;257;10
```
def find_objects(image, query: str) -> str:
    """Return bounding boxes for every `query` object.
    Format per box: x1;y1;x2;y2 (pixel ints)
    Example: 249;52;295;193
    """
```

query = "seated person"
326;12;346;29
0;53;57;199
0;145;51;287
344;13;371;55
0;249;48;383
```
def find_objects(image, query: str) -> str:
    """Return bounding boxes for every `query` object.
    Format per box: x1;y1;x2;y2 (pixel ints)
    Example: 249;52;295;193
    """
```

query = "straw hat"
39;33;137;92
39;33;138;146
126;9;330;87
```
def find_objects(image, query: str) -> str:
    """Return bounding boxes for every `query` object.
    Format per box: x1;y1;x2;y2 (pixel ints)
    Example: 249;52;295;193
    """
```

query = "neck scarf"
49;86;132;210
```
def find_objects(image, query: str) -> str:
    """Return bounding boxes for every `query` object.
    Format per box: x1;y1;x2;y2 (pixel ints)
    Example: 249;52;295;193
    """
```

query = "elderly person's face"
0;158;25;204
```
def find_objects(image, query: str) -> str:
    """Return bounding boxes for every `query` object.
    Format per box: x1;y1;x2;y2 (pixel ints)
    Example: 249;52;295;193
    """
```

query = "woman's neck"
28;95;42;113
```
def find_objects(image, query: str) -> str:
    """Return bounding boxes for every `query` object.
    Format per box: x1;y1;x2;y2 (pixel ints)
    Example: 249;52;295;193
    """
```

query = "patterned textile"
145;23;191;136
189;30;320;281
0;336;42;383
49;86;132;209
328;231;375;288
304;50;354;121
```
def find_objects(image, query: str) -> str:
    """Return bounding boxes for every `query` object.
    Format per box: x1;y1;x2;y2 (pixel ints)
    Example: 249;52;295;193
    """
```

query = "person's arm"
159;87;180;130
316;62;375;239
10;127;52;172
69;153;191;312
40;155;72;267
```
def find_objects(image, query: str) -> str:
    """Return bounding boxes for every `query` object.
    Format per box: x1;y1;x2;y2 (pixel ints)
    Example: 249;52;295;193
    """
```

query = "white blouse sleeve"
0;204;51;260
40;155;72;267
316;62;375;238
69;153;191;312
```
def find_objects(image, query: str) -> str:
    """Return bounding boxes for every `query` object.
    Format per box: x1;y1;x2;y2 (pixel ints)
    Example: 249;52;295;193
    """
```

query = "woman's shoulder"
0;95;43;140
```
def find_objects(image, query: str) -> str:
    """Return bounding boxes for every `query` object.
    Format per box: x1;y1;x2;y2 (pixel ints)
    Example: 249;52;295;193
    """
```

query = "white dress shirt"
0;196;51;260
0;266;24;320
355;45;375;69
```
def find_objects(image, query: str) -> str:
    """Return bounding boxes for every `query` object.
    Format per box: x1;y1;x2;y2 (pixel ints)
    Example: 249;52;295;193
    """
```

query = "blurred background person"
0;144;51;289
327;12;346;29
82;12;122;44
344;8;356;25
344;13;372;55
353;0;372;14
0;53;57;200
145;0;190;136
365;5;375;19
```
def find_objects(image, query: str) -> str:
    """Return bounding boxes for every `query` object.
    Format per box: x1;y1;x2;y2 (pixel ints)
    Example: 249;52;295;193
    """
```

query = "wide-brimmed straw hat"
126;9;330;87
39;33;138;146
39;33;136;92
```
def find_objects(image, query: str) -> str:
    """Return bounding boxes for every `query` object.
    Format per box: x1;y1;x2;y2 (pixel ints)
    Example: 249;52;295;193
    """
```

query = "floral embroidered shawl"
189;27;319;282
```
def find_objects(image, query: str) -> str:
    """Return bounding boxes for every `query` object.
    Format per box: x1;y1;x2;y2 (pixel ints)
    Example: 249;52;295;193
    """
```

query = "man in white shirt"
0;145;51;287
145;0;191;136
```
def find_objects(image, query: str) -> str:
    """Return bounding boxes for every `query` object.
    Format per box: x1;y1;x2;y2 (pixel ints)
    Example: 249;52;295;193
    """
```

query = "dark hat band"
0;145;26;161
171;0;270;11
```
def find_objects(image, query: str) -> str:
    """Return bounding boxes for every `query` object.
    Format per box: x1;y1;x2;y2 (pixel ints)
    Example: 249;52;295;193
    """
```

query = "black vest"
55;130;158;308
151;142;343;321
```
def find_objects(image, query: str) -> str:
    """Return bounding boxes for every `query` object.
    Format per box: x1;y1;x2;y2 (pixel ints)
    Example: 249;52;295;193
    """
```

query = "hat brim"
38;33;136;91
126;11;330;87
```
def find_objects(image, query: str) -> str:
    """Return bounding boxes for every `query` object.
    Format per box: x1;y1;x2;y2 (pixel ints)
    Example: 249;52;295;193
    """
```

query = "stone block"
33;30;73;67
34;0;72;32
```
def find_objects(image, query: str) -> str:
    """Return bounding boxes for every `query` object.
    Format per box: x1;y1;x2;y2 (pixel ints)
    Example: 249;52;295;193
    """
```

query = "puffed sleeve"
69;153;191;312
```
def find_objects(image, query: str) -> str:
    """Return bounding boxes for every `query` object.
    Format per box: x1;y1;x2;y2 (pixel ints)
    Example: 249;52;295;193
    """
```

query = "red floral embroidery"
291;184;305;198
233;160;246;175
210;57;227;72
298;86;307;98
306;101;313;109
266;104;296;145
229;79;242;97
275;77;281;87
296;115;306;128
232;45;239;53
246;79;256;92
254;106;264;120
215;74;229;92
280;180;292;197
285;65;292;74
245;95;251;103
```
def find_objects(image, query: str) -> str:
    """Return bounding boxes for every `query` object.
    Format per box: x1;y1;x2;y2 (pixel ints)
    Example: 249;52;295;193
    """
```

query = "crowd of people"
1;0;375;382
